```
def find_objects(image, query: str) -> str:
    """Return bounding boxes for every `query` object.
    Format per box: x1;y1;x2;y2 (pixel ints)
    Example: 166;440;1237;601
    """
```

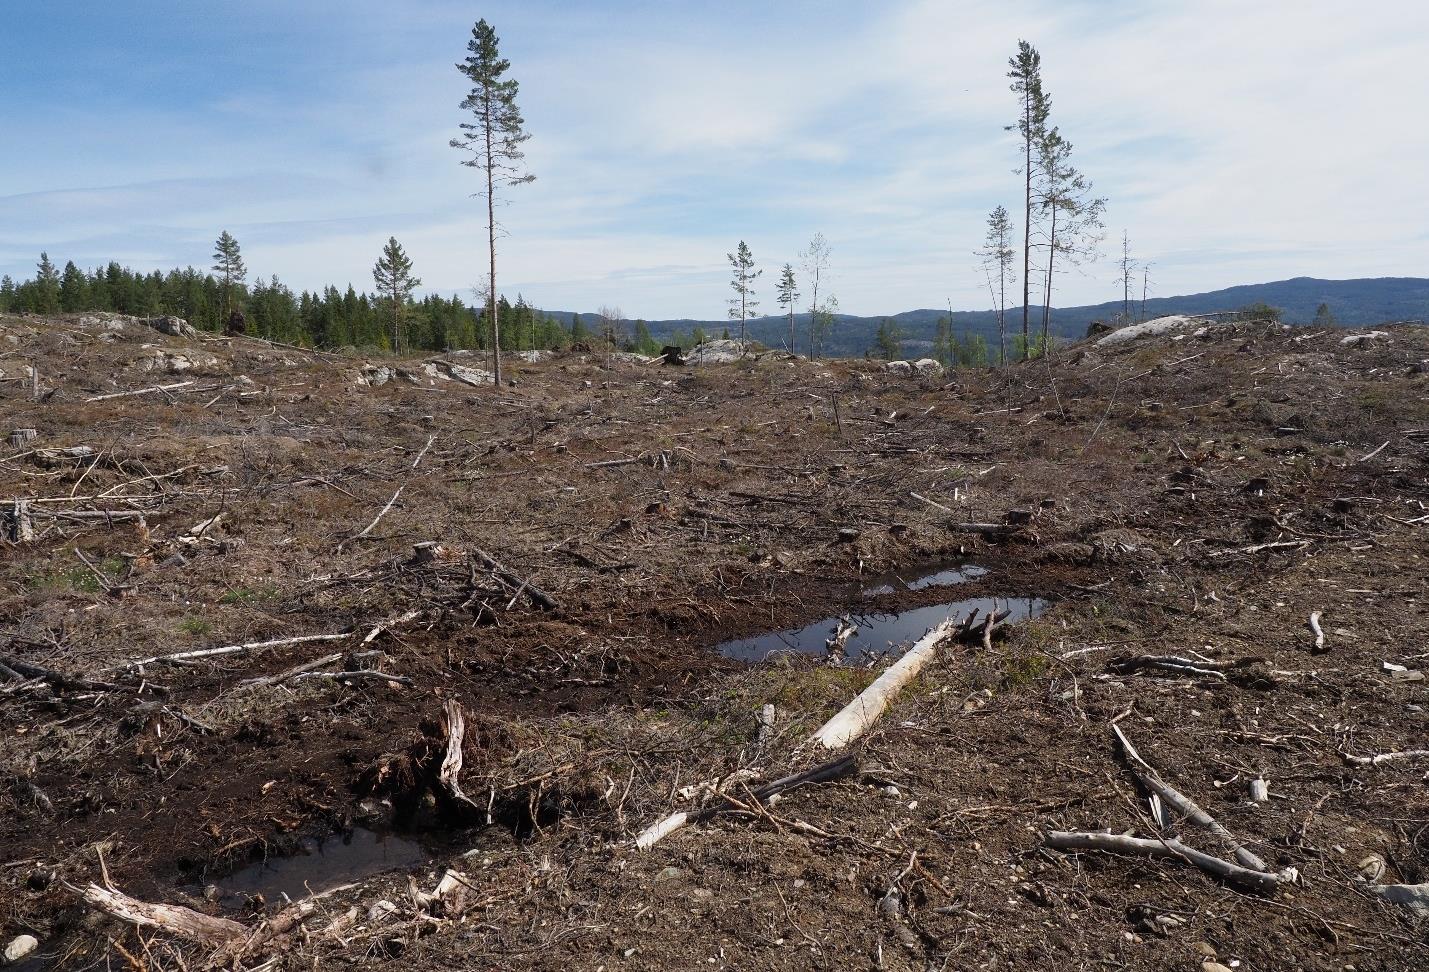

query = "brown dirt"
1;313;1426;969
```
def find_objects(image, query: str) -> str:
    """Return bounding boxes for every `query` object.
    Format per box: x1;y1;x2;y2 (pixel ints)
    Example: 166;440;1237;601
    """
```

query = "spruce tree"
211;231;247;320
1007;41;1050;360
452;18;535;385
59;260;89;312
726;241;761;342
0;275;15;313
775;263;799;353
372;236;422;353
34;252;61;314
1312;302;1336;327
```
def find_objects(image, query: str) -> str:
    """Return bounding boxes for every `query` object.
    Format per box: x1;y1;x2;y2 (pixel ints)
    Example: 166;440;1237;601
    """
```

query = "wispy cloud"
1;0;1426;317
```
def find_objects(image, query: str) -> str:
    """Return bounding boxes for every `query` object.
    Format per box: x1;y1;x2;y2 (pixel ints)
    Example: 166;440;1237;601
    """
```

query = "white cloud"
3;0;1426;317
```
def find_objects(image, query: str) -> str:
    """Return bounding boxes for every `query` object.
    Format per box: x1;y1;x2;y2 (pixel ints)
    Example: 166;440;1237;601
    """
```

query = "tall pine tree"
452;18;535;385
34;252;61;314
1007;41;1049;360
211;231;247;321
726;241;761;342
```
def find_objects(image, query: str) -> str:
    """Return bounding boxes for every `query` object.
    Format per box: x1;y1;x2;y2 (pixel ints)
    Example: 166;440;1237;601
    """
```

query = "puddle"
206;828;426;904
717;596;1050;664
861;563;990;596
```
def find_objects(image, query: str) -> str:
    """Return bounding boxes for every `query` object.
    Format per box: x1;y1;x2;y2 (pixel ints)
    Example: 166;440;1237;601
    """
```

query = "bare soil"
1;313;1426;970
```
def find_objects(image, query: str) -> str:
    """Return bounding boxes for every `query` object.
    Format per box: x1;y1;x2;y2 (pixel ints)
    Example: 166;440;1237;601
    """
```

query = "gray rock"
4;935;39;964
684;339;750;365
1376;882;1429;917
148;315;198;338
912;358;944;375
883;360;913;375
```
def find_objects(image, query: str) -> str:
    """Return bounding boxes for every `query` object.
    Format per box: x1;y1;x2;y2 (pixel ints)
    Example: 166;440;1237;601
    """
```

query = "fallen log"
114;632;351;673
81;883;246;945
1044;831;1287;895
812;617;959;750
84;380;197;402
634;619;960;850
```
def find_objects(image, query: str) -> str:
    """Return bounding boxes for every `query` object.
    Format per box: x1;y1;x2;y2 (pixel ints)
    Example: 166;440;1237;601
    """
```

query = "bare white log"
1044;832;1287;895
115;632;351;673
635;811;691;851
81;883;246;945
84;380;196;402
8;428;37;449
812;617;959;750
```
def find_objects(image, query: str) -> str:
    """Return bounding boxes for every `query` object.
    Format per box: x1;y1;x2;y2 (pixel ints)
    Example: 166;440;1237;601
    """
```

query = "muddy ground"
1;312;1426;970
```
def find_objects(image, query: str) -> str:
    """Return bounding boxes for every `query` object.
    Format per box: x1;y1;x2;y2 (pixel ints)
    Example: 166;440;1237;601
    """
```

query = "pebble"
366;900;399;923
4;935;39;964
1193;942;1218;958
1202;963;1233;972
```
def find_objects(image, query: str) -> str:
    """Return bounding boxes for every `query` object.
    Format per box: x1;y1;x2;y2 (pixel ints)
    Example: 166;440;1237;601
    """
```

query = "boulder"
883;360;913;375
148;315;198;338
1096;315;1203;347
1341;330;1390;347
510;350;551;363
684;339;750;365
912;358;944;376
429;361;495;387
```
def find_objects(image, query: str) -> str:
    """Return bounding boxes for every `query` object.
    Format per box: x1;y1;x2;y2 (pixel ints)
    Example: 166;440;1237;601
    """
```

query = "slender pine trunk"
1021;97;1032;361
485;99;500;385
1041;207;1057;354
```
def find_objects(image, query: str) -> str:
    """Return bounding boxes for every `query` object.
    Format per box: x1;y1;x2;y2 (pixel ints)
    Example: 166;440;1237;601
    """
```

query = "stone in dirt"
4;935;39;964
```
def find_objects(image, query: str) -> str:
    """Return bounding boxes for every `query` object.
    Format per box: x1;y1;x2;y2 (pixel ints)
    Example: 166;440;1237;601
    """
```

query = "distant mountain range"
547;276;1429;357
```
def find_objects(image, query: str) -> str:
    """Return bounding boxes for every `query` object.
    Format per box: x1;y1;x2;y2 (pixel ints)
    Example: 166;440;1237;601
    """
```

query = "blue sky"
2;0;1427;318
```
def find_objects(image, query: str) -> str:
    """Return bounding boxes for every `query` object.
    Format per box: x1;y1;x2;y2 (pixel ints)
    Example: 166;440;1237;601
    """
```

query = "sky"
2;0;1427;319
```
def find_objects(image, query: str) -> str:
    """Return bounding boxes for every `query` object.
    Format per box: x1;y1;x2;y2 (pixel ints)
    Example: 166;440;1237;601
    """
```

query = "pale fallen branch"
115;632;351;673
1343;749;1429;767
81;883;246;945
84;380;196;402
339;485;404;551
1308;611;1325;653
1044;831;1287;895
1112;723;1271;872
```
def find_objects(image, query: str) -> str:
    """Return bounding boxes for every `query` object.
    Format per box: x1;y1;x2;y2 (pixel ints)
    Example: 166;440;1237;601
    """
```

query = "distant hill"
545;276;1429;358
